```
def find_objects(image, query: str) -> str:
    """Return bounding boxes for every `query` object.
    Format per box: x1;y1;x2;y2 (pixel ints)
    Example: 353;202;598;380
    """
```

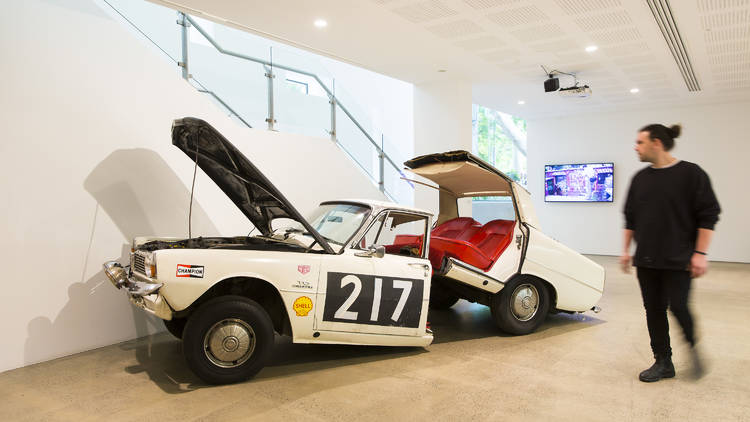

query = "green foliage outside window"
472;105;527;195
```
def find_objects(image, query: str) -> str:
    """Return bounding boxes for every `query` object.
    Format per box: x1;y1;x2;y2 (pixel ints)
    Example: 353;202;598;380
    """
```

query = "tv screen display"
544;163;614;202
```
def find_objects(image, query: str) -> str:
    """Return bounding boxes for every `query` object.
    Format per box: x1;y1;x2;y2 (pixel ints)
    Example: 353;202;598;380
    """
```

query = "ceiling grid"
698;0;750;92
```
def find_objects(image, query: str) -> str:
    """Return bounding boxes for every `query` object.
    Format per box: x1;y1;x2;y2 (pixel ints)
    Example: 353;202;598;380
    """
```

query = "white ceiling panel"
574;10;633;31
554;0;623;16
391;0;459;23
151;0;750;118
455;35;505;51
462;0;523;10
426;19;485;38
486;6;549;27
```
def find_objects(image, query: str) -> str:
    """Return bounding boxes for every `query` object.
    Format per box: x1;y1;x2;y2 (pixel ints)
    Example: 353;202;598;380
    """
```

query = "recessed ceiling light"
585;45;598;53
314;19;327;28
630;88;640;93
517;100;525;105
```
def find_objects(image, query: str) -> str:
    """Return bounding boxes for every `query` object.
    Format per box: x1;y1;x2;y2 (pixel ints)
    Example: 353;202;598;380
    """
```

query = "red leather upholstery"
468;219;515;264
384;234;424;255
431;217;481;240
428;218;516;272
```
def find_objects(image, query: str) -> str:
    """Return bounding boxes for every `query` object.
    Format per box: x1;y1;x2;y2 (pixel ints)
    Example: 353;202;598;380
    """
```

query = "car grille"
132;252;146;275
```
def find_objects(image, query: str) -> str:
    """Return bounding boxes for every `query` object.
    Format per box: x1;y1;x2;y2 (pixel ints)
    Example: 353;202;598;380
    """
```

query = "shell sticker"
293;296;313;317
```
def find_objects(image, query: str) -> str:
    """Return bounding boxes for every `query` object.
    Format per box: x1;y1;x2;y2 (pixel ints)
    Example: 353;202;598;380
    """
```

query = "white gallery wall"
527;100;750;263
413;80;473;216
0;0;389;373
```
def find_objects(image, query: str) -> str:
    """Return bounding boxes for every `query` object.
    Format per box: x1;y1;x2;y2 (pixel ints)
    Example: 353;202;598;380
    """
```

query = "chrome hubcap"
511;284;539;322
203;318;256;368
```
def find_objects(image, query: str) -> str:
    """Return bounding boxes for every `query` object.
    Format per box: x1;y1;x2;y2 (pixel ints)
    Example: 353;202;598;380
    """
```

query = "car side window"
376;212;428;257
357;213;386;250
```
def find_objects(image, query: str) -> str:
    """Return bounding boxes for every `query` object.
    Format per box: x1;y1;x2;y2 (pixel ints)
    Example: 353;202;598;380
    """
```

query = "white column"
413;79;473;217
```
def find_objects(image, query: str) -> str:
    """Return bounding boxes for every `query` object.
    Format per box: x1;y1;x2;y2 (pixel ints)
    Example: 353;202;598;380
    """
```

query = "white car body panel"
512;184;541;230
521;226;605;311
155;248;322;312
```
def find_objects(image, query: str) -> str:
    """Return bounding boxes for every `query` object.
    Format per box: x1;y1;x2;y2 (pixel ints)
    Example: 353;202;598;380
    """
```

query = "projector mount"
541;65;591;97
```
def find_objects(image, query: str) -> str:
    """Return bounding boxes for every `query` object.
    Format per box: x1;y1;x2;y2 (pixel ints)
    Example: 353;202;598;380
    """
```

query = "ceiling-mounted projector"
559;85;592;98
544;76;559;92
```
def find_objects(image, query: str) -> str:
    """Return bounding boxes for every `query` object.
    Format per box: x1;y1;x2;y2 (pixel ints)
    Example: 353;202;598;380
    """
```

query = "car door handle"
409;263;430;276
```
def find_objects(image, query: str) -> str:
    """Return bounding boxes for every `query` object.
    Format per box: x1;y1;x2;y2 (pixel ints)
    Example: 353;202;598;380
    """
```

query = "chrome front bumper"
103;261;173;320
103;261;162;295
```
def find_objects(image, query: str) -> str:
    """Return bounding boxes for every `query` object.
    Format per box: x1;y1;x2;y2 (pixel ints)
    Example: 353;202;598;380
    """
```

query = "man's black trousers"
636;267;695;357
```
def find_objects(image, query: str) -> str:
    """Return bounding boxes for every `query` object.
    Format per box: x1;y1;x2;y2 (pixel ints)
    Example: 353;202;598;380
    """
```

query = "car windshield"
275;203;370;251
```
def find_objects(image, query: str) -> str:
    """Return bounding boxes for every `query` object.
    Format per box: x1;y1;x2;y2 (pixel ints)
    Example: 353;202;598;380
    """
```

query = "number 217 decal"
323;272;424;328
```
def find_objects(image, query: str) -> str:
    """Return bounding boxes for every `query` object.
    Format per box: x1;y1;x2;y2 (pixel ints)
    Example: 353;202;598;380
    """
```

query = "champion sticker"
298;265;311;275
176;264;204;278
293;296;313;317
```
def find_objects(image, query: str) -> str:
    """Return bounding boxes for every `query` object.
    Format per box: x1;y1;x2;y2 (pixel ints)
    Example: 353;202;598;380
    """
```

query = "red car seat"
428;219;516;272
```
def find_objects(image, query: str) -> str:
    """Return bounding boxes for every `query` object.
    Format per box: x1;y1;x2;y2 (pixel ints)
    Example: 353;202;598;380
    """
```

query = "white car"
103;118;604;384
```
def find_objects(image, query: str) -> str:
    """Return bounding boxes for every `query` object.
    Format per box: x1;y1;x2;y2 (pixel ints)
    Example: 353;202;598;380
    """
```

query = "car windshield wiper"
279;227;311;239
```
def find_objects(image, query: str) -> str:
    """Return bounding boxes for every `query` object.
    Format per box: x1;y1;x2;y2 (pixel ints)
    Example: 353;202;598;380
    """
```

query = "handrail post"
176;12;190;80
264;65;276;130
379;135;385;193
329;79;336;142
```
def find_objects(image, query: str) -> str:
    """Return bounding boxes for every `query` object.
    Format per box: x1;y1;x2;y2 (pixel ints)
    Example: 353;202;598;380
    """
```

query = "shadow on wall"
24;149;220;366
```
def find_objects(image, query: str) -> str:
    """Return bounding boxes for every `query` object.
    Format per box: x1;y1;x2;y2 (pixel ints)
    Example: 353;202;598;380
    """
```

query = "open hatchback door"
405;150;604;335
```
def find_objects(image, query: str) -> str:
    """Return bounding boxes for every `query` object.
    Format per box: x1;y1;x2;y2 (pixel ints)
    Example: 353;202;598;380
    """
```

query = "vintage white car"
104;118;604;384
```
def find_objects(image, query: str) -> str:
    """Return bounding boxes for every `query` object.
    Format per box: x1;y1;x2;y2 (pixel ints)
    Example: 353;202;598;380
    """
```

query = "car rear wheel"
182;296;274;384
491;276;549;335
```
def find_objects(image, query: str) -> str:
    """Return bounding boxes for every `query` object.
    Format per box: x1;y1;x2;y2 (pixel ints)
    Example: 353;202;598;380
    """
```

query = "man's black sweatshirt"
624;160;721;270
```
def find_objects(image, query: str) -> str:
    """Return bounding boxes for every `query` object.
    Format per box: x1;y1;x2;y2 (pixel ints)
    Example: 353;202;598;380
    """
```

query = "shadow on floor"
429;300;606;344
121;300;604;394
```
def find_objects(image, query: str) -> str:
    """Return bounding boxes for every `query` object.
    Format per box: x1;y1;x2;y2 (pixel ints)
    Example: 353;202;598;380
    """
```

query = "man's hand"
620;254;632;273
690;253;708;278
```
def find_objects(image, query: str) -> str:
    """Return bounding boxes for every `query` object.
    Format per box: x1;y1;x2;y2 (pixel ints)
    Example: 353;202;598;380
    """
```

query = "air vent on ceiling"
646;0;701;91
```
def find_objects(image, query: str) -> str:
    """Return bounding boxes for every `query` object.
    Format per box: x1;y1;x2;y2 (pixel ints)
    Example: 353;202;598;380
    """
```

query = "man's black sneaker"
639;356;676;382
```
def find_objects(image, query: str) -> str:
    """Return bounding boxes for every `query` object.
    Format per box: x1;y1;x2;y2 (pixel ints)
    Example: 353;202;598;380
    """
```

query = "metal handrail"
197;89;253;129
102;0;410;200
181;14;405;179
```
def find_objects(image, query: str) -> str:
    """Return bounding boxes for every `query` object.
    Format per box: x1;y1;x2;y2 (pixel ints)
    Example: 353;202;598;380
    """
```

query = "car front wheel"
182;296;274;384
163;317;186;339
490;276;550;335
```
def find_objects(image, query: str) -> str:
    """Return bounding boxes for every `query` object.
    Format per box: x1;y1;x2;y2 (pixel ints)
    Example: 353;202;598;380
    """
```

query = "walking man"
621;123;720;382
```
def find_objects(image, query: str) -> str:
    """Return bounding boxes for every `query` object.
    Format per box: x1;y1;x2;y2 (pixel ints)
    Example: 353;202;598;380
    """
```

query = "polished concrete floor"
1;256;749;421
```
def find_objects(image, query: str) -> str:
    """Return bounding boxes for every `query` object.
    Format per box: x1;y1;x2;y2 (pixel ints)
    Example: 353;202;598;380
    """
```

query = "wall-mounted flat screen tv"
544;163;614;202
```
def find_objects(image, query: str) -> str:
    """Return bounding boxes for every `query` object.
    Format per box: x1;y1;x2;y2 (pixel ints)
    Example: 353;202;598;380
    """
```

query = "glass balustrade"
99;0;413;205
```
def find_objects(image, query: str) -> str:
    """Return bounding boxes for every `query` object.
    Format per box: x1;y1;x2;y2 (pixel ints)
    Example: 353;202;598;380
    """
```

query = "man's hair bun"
669;124;682;139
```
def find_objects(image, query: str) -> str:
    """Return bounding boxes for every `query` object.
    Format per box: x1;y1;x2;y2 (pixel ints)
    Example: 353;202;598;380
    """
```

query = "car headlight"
144;252;157;278
104;261;127;288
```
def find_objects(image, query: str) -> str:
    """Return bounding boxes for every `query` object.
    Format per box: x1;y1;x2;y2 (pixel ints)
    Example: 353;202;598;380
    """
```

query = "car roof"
321;199;433;217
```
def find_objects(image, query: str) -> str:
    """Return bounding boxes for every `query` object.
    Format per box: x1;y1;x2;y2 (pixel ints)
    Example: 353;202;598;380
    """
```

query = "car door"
314;210;431;337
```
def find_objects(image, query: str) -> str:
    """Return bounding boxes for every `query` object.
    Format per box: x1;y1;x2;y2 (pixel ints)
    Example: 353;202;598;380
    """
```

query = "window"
358;211;428;257
472;104;527;187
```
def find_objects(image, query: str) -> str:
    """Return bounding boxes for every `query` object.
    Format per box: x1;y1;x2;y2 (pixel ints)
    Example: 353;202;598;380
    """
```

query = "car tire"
182;296;274;385
490;276;550;335
429;287;460;310
163;317;187;339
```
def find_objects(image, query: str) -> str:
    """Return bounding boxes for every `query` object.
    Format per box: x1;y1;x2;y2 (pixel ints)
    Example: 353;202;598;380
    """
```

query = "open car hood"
171;117;334;254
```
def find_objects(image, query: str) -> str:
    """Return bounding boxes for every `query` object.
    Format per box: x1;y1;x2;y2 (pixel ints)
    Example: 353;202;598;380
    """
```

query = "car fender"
521;226;604;311
154;249;322;313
